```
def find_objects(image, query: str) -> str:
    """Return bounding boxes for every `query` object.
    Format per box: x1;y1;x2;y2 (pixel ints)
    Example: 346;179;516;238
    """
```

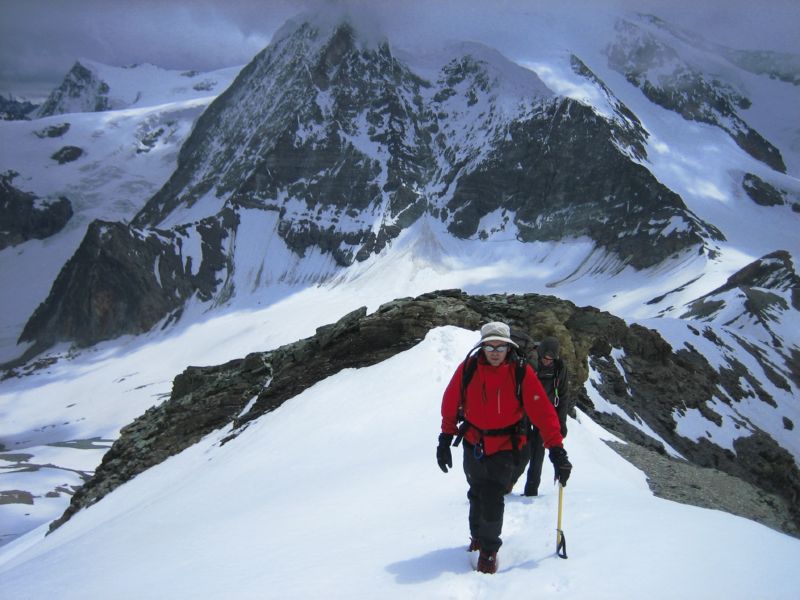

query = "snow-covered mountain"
1;6;799;594
36;59;236;118
0;62;242;361
11;17;732;350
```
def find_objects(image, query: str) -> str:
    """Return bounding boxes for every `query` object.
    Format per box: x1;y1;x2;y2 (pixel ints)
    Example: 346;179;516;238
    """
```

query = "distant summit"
36;61;114;117
35;59;236;117
0;93;39;120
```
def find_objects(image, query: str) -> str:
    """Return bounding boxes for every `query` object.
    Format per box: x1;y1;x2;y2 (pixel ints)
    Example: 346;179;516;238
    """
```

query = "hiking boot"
477;550;498;574
468;537;481;552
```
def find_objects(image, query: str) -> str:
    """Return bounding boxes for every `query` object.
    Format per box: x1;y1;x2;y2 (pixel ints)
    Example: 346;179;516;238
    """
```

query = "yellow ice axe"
556;483;568;559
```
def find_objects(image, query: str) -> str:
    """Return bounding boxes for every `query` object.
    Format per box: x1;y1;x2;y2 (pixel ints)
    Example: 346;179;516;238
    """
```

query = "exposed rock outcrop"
743;173;786;207
0;172;73;250
18;212;237;349
50;146;84;164
681;250;800;396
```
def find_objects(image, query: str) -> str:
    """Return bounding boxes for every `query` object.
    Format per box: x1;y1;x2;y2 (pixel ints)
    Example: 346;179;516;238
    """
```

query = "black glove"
560;423;568;438
548;446;572;486
437;433;454;473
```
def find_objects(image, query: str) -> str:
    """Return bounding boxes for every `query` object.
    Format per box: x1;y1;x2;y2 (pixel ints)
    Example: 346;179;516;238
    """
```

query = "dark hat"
538;336;560;359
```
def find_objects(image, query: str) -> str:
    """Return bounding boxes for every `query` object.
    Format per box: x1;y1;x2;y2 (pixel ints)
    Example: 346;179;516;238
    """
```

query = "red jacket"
441;355;564;456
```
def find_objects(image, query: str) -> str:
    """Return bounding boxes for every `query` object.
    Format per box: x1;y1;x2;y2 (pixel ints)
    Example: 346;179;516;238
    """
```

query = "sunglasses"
483;344;509;353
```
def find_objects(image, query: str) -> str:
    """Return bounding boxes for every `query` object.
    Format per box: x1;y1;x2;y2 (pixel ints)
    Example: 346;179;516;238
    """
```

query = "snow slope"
1;327;798;599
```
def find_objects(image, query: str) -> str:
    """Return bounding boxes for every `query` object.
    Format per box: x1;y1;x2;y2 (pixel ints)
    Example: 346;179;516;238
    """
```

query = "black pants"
509;428;545;494
463;442;516;554
524;429;546;493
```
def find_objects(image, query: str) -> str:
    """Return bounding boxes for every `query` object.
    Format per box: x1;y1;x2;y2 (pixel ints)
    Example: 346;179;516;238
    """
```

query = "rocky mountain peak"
35;61;112;117
680;251;800;404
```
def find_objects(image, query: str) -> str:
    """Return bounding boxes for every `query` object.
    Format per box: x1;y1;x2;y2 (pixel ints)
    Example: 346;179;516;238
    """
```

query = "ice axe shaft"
556;483;568;559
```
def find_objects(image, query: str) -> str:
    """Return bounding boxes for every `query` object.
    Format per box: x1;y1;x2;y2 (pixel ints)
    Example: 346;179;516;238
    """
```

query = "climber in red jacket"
437;321;572;574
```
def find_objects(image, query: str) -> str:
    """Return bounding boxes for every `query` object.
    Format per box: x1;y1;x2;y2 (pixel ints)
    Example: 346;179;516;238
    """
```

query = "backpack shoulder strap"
552;358;566;405
516;362;527;404
452;348;480;447
509;347;527;406
459;348;481;412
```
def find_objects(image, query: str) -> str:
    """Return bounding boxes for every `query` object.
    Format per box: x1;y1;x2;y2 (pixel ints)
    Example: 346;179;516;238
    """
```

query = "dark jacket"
536;357;570;436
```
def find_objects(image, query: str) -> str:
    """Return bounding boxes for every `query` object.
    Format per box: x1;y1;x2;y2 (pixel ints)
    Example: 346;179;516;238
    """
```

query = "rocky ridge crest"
49;289;800;537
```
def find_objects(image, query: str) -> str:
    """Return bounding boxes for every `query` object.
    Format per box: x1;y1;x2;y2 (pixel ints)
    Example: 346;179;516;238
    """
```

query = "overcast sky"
2;0;799;100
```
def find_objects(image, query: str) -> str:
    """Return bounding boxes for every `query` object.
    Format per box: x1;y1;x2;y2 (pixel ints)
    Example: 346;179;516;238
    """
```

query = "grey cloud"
2;0;798;101
0;0;301;99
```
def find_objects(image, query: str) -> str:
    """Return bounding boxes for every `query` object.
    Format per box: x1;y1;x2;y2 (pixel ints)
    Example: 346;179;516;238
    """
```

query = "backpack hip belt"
453;418;527;462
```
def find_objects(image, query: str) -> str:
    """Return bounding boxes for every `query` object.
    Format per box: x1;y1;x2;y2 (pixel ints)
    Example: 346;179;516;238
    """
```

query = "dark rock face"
445;97;721;269
701;250;799;299
50;146;84;164
742;173;785;207
48;290;800;537
607;18;786;173
17;209;239;349
131;22;441;267
132;24;425;244
19;220;190;349
0;173;73;250
132;21;714;272
569;55;649;160
36;62;111;117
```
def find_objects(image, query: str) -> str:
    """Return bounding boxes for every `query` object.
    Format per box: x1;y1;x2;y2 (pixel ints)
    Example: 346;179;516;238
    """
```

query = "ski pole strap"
452;421;470;447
